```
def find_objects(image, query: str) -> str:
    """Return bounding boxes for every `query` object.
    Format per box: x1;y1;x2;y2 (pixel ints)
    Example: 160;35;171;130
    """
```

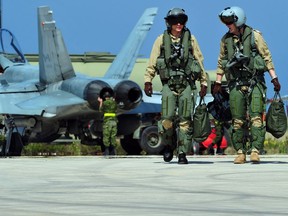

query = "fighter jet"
0;6;158;156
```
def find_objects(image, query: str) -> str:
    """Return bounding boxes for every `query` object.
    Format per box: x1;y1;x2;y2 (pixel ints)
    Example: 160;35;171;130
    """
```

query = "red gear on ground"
200;128;228;149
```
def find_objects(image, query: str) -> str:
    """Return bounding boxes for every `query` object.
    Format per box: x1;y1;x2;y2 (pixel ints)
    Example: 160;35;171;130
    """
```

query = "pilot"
214;6;281;164
97;91;118;156
144;8;208;164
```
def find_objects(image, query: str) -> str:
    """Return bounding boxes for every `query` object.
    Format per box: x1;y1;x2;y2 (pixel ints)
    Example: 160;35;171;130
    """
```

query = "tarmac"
0;155;288;216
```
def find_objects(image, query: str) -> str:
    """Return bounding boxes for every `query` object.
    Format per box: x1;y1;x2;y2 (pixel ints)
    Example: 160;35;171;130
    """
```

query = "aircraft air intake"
113;80;143;111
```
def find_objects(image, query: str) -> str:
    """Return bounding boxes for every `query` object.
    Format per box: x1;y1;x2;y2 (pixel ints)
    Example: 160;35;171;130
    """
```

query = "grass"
20;135;288;156
264;137;288;154
21;140;127;156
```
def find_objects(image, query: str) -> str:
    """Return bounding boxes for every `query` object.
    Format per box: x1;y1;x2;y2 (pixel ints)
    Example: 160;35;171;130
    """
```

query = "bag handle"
198;96;205;106
273;91;282;102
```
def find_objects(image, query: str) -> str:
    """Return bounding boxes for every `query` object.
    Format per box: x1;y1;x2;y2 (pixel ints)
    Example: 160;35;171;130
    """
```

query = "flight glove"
212;82;222;95
144;82;153;97
199;85;207;97
271;77;281;92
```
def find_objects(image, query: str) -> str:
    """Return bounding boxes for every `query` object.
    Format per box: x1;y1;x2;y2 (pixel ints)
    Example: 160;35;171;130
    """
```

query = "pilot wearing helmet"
214;6;281;164
144;8;208;164
98;91;118;156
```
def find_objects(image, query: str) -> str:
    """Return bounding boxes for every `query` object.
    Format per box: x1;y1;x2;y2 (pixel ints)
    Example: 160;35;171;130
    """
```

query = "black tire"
9;132;23;156
140;126;164;154
0;132;24;156
0;132;23;156
120;134;142;155
0;140;5;156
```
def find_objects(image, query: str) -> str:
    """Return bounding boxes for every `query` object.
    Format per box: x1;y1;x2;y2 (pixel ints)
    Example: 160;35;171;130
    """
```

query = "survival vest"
222;25;267;82
156;29;201;91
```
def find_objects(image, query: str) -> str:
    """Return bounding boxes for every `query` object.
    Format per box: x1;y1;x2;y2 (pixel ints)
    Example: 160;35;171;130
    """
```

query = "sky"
2;0;288;99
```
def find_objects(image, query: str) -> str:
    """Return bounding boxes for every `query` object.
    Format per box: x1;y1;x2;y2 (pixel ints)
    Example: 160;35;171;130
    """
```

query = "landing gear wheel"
0;132;24;156
9;132;23;156
120;134;142;155
140;126;164;154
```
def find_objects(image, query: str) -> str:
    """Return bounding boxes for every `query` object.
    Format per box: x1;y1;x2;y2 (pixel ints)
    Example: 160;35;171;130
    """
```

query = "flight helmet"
165;8;188;29
219;6;246;27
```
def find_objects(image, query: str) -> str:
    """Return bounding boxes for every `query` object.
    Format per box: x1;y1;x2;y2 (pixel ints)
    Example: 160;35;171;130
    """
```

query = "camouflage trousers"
229;83;266;152
159;84;197;154
103;119;117;147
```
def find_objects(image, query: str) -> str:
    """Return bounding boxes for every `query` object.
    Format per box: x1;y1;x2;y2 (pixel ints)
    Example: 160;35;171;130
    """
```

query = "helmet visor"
219;15;235;25
166;15;187;25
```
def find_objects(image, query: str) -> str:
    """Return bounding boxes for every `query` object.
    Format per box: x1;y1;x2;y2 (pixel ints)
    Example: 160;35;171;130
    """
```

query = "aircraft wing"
16;90;85;110
103;7;158;80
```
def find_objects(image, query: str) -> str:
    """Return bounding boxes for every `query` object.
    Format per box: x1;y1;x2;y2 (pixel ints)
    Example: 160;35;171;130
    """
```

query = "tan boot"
250;149;260;163
234;150;246;164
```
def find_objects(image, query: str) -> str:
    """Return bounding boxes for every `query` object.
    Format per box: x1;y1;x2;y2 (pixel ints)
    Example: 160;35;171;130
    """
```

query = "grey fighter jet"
0;6;157;156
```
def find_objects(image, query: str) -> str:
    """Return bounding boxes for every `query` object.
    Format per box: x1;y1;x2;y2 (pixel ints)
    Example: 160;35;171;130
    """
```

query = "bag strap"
273;91;282;102
198;96;205;105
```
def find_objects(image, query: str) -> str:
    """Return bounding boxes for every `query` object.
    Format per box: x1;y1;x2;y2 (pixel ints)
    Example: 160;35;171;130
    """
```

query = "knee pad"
233;119;244;130
251;116;262;127
162;119;173;130
179;120;190;132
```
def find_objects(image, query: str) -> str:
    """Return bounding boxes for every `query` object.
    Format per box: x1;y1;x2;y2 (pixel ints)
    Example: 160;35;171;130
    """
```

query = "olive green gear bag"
266;92;287;138
193;97;211;142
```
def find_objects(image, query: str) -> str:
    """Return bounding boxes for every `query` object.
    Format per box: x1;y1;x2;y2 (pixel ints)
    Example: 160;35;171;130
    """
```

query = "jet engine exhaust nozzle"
85;80;113;110
114;80;143;111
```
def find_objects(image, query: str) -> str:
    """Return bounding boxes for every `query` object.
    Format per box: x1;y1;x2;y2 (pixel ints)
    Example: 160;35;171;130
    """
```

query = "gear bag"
193;97;211;142
266;92;287;138
207;91;232;122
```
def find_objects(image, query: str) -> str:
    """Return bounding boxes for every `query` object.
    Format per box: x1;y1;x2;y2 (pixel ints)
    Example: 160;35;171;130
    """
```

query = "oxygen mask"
170;43;183;60
226;51;249;69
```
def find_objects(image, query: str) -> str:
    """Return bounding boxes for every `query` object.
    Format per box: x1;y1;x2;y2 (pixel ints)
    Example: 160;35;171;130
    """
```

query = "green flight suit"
216;25;273;153
145;29;208;154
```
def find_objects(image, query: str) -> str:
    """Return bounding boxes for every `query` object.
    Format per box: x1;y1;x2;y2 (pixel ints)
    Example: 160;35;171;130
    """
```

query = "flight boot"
163;145;173;162
178;153;188;164
250;149;260;164
216;148;225;155
103;147;109;156
234;150;246;164
207;144;215;155
109;146;116;156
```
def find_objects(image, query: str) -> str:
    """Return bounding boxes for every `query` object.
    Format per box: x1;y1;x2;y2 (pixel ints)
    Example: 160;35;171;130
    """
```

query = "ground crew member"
214;6;281;164
144;8;208;164
98;91;118;156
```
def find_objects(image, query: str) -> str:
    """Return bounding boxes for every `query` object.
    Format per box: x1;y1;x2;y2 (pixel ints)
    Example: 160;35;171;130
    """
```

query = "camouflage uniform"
100;98;118;149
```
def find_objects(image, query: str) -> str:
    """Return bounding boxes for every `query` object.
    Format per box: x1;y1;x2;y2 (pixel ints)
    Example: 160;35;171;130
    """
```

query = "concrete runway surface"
0;155;288;216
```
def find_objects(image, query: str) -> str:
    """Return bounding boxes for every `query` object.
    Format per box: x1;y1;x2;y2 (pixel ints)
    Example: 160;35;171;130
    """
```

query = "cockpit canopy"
0;28;26;63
